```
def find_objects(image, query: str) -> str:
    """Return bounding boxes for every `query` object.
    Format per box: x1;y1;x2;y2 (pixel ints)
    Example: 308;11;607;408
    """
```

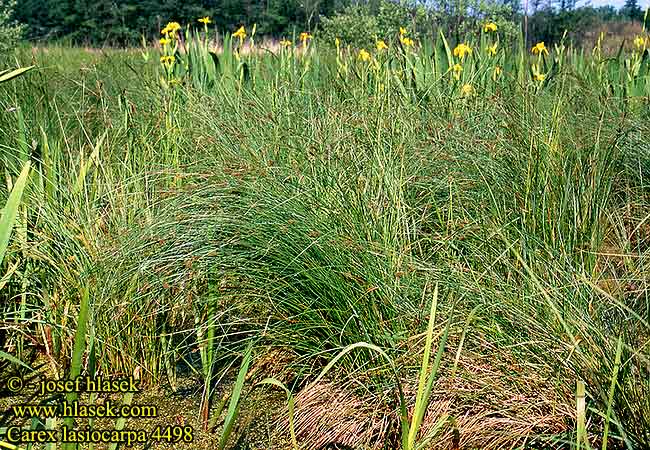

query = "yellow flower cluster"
161;22;181;36
155;17;609;93
159;21;180;74
399;27;414;48
453;43;472;60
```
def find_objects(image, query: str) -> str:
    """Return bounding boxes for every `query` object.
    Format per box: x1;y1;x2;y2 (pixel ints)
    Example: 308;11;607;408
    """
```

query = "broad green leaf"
0;162;31;266
0;66;35;84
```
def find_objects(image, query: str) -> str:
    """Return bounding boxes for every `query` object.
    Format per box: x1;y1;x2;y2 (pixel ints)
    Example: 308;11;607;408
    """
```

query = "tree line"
8;0;649;47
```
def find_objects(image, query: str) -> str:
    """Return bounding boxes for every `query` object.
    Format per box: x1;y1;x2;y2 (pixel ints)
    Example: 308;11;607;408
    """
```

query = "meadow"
1;19;650;449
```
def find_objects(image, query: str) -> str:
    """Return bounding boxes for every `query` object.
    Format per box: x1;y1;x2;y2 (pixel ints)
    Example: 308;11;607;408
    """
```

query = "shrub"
0;0;24;51
318;5;381;48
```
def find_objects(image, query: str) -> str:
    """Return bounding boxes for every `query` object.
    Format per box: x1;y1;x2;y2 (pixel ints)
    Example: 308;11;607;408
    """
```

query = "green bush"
317;0;434;48
0;0;24;51
317;0;518;49
376;1;428;39
318;5;381;48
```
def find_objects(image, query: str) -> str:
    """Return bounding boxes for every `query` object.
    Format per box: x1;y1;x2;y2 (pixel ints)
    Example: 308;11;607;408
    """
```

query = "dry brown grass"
290;381;392;449
582;21;646;54
418;348;572;449
173;37;304;56
276;346;572;450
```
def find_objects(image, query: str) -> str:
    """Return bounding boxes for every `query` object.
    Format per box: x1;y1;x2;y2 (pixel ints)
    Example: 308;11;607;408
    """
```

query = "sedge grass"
0;36;649;449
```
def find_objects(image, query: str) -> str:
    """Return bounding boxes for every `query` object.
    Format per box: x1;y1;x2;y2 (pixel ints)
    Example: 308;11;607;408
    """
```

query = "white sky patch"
575;0;649;9
524;0;650;9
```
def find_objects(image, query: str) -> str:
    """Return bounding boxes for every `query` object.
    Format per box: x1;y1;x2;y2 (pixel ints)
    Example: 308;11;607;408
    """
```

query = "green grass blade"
408;283;438;446
409;303;453;449
450;305;479;380
577;379;591;450
107;390;135;450
73;131;106;195
0;350;33;371
0;440;25;449
0;66;34;84
218;343;253;450
62;285;91;450
257;378;298;450
0;162;30;266
601;336;623;450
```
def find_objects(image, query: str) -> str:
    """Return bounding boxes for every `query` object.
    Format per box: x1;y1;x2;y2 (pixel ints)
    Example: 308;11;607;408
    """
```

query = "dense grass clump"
1;35;649;449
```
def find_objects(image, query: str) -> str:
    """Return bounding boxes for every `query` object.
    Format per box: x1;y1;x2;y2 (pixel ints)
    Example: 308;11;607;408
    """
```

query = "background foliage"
0;0;24;51
7;0;650;47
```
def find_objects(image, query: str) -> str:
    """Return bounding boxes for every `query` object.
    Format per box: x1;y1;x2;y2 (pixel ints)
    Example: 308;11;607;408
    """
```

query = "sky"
577;0;650;9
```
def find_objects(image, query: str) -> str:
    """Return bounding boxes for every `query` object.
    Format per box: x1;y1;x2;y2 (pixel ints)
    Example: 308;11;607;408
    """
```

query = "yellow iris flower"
299;32;312;44
376;40;388;51
280;39;292;47
233;26;246;39
358;49;371;62
634;35;646;50
492;66;502;81
160;55;175;67
161;22;181;35
400;36;414;47
531;42;548;56
483;22;498;33
532;64;546;82
453;43;472;60
452;63;463;80
198;17;211;24
486;43;497;56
